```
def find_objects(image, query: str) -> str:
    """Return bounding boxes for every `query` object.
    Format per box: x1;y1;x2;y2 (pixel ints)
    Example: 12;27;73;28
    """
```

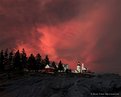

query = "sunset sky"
0;0;120;73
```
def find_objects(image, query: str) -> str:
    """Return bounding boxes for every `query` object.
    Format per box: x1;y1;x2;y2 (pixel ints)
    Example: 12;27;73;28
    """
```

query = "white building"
63;64;69;72
81;63;87;73
77;62;81;73
45;64;50;69
75;62;87;73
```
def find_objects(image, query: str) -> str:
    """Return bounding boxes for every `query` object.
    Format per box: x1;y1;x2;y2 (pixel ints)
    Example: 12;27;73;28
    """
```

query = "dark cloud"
0;0;91;49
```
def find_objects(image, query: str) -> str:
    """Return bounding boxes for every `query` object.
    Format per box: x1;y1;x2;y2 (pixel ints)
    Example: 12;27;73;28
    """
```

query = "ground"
0;73;121;97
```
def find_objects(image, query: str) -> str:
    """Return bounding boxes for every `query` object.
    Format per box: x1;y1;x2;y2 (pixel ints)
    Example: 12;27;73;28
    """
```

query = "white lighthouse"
77;62;81;73
75;62;87;73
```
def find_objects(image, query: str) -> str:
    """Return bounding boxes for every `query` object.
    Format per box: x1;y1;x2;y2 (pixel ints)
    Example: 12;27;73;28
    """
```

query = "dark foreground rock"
0;74;121;97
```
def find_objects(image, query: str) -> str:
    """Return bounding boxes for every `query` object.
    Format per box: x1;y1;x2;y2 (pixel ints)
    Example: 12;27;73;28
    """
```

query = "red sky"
0;0;121;73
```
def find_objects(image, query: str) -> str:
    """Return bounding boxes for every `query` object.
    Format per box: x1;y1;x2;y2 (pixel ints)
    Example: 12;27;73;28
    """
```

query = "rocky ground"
0;73;121;97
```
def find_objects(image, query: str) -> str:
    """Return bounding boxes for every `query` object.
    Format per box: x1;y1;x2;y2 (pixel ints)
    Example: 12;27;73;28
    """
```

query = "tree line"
0;49;66;74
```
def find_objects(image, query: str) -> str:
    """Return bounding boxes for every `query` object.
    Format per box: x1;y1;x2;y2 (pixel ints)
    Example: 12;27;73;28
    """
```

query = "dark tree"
45;55;50;65
5;50;14;78
35;53;42;71
13;50;22;71
28;54;36;70
0;50;4;72
58;60;64;72
21;49;27;69
9;51;13;64
4;49;9;71
8;51;14;71
52;61;58;73
41;60;46;70
52;61;57;69
4;49;8;59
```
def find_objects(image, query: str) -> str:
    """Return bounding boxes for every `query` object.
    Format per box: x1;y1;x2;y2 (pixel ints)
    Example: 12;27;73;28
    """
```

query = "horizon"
0;48;121;75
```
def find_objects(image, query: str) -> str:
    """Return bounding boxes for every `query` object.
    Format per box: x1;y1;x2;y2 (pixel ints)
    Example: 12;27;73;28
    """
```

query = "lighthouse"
75;62;87;73
77;62;81;73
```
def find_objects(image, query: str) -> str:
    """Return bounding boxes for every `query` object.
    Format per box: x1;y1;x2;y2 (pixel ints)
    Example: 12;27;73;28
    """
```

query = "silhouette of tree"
5;50;13;78
28;54;36;70
0;50;4;72
13;50;22;72
52;61;58;73
4;49;9;71
52;61;57;69
21;49;27;69
4;49;8;59
58;60;64;72
8;51;14;71
41;60;46;70
35;53;42;71
45;55;50;65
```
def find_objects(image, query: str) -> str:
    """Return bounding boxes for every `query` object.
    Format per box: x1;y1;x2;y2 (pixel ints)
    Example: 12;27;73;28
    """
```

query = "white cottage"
44;64;54;73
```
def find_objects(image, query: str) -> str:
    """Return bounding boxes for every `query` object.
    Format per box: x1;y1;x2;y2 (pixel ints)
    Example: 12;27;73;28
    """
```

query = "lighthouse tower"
77;62;81;73
75;61;88;73
81;63;87;73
